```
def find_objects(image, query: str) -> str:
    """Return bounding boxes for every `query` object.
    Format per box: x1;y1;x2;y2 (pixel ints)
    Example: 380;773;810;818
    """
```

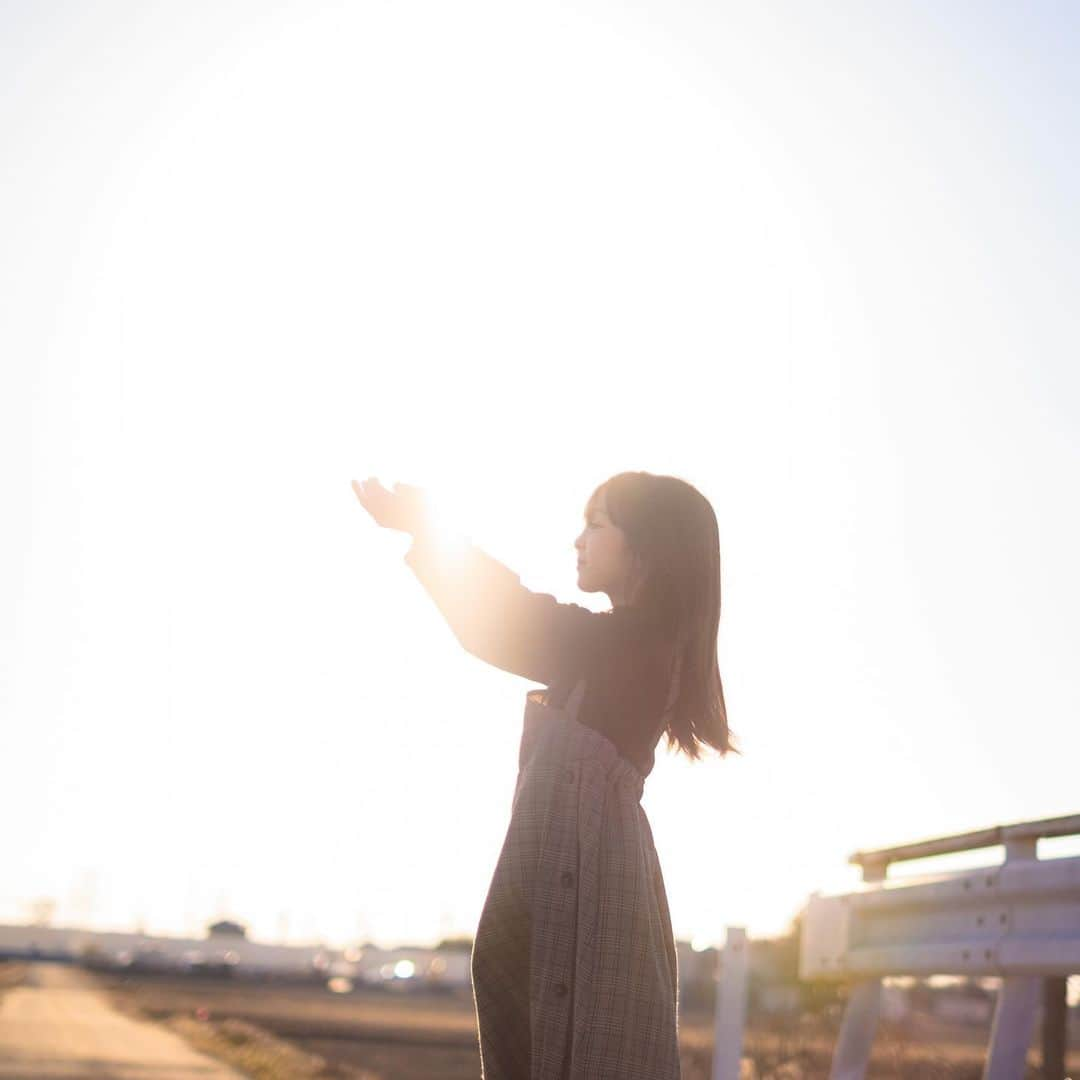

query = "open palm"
351;477;430;534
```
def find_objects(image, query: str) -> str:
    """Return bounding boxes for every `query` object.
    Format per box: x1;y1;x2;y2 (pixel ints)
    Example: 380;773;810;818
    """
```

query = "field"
0;961;28;1003
92;970;1079;1080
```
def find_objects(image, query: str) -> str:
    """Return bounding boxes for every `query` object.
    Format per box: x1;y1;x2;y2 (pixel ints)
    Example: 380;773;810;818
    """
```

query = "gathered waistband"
554;712;646;802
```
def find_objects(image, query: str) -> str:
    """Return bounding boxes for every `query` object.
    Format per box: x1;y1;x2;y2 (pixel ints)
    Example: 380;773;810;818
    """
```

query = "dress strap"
546;671;587;717
563;674;587;723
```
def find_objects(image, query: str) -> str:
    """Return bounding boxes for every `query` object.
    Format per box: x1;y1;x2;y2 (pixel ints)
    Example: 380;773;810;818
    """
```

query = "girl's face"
574;491;641;607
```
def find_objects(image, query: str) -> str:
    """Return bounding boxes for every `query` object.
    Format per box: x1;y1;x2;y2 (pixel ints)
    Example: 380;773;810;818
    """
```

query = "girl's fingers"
352;479;381;513
352;476;408;530
353;477;384;496
353;478;427;533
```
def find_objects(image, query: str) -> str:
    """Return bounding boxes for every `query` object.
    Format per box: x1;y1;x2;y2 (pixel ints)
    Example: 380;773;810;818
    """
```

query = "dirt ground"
92;969;1079;1080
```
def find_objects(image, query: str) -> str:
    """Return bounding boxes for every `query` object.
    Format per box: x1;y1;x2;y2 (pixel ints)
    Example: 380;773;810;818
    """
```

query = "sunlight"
6;0;1077;965
414;487;473;562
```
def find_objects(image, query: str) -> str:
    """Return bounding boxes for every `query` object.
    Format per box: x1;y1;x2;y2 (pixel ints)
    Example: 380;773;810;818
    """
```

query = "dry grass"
97;971;1078;1080
677;1011;1076;1079
0;960;28;1005
166;1015;382;1080
106;985;382;1079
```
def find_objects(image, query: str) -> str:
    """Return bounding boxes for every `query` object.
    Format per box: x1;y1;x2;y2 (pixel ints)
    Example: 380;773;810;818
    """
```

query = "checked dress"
402;529;682;1079
470;674;681;1079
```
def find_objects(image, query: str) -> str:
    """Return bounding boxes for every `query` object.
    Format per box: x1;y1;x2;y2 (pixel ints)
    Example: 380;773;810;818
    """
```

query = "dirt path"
0;961;244;1078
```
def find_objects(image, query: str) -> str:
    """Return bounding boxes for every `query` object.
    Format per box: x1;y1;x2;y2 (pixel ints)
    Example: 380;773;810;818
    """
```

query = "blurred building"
0;921;329;977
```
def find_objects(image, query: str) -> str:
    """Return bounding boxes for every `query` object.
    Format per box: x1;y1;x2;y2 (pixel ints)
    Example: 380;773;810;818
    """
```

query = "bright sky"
3;1;1078;952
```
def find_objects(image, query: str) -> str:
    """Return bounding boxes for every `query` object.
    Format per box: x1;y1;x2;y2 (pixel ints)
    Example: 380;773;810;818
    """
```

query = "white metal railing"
803;812;1080;1080
710;813;1080;1080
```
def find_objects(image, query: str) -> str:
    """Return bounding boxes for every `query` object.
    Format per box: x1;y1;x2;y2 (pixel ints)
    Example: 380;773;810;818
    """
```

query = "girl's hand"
351;477;431;535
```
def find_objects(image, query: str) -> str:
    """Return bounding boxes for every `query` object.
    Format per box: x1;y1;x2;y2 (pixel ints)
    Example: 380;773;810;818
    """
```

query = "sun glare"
413;488;473;563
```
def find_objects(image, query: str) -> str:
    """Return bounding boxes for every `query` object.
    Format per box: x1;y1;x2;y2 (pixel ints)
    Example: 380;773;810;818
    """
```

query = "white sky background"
2;1;1078;950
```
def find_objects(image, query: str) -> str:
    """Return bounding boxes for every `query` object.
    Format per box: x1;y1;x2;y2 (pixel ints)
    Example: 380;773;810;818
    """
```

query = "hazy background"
2;0;1078;950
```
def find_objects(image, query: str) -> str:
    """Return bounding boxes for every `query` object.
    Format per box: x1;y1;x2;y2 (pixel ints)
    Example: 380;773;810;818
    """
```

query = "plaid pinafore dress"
470;674;681;1080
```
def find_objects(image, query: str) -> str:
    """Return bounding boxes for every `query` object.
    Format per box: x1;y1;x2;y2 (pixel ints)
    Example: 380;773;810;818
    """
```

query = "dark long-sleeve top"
404;528;678;779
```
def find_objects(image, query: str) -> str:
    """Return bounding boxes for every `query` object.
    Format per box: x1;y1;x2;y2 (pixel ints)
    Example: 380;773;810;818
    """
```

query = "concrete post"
711;926;749;1080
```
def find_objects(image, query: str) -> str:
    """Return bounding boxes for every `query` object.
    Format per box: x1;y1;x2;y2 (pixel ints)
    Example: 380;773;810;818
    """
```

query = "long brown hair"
586;471;738;761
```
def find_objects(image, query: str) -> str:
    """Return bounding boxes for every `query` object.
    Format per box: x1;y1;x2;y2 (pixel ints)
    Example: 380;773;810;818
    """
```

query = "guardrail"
801;812;1080;1080
709;812;1079;1080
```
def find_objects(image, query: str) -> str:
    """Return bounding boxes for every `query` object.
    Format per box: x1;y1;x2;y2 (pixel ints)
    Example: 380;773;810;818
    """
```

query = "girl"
352;470;735;1080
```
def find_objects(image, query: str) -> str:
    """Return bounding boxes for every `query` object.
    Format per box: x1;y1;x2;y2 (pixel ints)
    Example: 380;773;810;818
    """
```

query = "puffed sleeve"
403;527;610;686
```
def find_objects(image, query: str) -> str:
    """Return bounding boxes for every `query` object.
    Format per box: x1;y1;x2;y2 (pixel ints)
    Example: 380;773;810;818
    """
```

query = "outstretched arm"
352;476;606;686
404;526;604;685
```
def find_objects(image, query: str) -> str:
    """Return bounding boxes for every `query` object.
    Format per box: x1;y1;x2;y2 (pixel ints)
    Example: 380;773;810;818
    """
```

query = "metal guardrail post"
1041;976;1067;1080
984;975;1041;1080
829;981;883;1080
982;823;1050;1079
827;858;886;1080
711;926;748;1080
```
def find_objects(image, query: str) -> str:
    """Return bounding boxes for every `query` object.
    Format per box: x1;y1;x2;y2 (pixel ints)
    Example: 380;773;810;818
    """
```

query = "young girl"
352;470;735;1080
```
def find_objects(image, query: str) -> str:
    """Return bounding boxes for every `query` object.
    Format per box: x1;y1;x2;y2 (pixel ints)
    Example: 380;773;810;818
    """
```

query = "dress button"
554;981;568;997
561;870;574;887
